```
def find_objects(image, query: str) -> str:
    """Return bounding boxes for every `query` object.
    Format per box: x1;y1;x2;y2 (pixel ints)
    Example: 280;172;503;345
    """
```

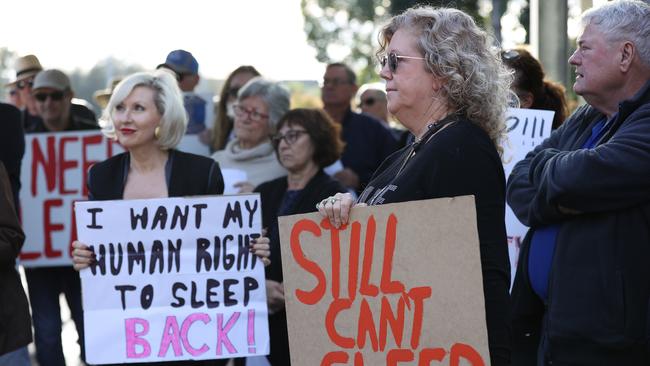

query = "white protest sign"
20;131;217;267
20;131;124;267
75;194;269;364
502;108;554;282
221;169;249;195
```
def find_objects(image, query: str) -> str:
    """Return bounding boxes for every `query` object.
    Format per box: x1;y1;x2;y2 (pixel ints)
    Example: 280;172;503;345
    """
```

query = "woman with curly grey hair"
318;6;512;365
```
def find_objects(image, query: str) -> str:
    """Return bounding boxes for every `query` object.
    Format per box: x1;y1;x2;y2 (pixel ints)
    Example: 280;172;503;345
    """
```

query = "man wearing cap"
6;55;97;131
157;49;210;134
28;69;97;133
24;69;96;366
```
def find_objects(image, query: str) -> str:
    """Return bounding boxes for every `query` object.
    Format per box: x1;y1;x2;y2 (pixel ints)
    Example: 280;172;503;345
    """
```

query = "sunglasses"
272;130;307;147
501;50;520;61
233;104;269;122
34;91;65;102
359;97;376;108
379;52;426;73
16;79;34;90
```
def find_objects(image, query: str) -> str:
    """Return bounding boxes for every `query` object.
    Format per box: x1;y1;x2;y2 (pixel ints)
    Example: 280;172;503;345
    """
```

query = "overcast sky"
1;0;325;81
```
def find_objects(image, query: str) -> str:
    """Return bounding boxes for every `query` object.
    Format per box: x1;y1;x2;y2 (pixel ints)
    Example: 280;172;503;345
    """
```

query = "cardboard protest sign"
502;108;554;282
19;131;213;267
75;194;269;364
278;196;490;365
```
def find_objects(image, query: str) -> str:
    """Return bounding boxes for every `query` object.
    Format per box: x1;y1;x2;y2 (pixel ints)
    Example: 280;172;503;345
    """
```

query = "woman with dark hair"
211;66;261;151
254;108;347;365
502;48;569;129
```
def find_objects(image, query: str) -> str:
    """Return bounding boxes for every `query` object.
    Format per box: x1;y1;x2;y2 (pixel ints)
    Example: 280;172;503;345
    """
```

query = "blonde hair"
378;6;512;155
99;70;187;150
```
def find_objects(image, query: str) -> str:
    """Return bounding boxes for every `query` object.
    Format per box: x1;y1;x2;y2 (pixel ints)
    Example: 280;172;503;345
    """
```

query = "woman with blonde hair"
71;70;270;365
318;6;512;365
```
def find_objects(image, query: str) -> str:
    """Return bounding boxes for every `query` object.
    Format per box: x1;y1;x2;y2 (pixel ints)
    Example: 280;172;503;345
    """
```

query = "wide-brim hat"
93;77;123;108
6;55;43;86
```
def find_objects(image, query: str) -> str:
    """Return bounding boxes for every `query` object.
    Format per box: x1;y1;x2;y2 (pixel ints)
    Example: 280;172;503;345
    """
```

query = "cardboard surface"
278;196;490;365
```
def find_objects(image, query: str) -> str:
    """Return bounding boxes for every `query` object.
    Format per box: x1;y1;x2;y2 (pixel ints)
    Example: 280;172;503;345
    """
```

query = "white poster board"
502;108;554;282
20;131;212;267
75;194;269;364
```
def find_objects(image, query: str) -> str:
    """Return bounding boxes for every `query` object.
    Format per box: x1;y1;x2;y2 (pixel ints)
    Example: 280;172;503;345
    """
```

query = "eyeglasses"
501;50;520;61
379;52;426;73
34;91;65;102
359;97;376;108
272;130;308;147
16;79;34;90
233;104;269;122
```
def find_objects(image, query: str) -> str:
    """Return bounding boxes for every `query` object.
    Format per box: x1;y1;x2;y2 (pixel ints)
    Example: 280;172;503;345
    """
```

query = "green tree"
301;0;480;83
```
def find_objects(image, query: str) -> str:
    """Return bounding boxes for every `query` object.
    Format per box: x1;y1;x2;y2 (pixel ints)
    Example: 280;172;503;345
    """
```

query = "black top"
0;163;31;355
255;170;347;283
0;103;24;209
88;150;224;200
359;115;511;366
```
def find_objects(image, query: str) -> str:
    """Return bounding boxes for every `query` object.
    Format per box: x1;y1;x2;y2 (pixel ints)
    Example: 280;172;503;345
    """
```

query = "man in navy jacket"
507;1;650;365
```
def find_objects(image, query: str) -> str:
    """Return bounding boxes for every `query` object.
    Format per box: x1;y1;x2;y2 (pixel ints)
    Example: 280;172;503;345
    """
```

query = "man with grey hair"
507;1;650;364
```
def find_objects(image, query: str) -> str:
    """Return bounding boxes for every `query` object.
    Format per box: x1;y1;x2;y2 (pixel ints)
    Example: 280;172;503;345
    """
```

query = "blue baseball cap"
157;49;198;75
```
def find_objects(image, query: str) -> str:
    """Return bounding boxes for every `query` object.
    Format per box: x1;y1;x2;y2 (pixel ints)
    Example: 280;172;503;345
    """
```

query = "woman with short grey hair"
211;77;290;192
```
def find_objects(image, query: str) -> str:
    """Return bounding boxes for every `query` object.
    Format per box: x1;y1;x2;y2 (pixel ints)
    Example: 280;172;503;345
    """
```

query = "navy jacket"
340;109;398;191
507;81;650;365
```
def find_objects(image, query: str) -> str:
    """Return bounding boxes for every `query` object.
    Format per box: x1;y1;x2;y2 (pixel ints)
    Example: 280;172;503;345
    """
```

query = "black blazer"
0;162;31;355
88;150;224;200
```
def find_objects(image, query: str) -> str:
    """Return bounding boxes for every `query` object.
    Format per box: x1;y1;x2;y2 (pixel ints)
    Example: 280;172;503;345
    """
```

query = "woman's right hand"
317;192;356;228
72;241;95;271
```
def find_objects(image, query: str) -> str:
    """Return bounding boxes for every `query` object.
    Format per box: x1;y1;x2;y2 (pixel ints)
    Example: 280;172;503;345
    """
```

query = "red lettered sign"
278;196;490;365
20;131;123;267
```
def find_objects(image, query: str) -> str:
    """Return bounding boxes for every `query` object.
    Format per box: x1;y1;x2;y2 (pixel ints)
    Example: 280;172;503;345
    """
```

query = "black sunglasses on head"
34;91;65;102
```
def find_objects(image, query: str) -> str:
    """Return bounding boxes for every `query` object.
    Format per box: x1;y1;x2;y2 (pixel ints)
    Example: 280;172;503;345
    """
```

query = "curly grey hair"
238;77;291;133
378;6;512;155
581;0;650;67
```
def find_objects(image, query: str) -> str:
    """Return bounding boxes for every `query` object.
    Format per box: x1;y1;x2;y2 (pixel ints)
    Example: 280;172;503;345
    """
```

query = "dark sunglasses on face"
34;91;65;102
379;51;426;73
272;130;307;147
16;79;34;90
359;97;376;108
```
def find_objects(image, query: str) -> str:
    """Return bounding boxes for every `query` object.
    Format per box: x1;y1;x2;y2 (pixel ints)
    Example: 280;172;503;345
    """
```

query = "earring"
154;126;161;140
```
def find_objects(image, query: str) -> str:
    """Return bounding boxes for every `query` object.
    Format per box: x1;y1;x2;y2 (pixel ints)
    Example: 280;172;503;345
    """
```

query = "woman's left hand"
234;181;255;193
250;235;271;267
